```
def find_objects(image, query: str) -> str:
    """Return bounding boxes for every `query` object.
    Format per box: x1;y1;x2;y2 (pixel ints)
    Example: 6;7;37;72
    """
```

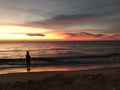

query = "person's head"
26;51;29;55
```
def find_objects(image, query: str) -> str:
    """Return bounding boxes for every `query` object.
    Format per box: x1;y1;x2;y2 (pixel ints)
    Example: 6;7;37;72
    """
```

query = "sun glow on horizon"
0;25;119;41
0;25;66;41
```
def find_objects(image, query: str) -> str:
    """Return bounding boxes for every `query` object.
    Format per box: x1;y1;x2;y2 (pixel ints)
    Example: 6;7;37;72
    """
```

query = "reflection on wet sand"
0;64;120;74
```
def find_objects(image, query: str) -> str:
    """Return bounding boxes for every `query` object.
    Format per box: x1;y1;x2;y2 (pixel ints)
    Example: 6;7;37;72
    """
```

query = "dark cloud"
79;32;105;37
53;14;94;21
26;34;45;37
66;32;120;38
66;32;105;37
65;32;118;38
65;33;78;36
24;13;96;27
24;8;120;29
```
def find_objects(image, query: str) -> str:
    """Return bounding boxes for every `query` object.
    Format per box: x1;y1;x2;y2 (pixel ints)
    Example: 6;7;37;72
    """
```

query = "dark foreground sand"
0;66;120;90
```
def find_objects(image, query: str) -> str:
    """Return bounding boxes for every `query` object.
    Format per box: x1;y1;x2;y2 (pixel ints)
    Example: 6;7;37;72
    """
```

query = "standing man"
26;51;31;72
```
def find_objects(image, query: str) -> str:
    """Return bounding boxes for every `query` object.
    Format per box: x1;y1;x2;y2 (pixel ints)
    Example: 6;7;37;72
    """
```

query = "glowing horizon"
0;24;120;41
0;25;66;41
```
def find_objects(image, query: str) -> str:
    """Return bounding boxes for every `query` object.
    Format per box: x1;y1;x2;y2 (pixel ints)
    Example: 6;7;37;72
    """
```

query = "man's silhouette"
26;51;31;72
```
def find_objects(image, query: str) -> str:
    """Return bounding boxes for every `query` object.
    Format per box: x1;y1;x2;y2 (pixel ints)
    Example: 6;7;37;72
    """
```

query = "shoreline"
0;63;120;83
0;63;120;75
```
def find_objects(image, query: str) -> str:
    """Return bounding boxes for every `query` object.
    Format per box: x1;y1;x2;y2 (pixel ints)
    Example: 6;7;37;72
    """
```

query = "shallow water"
0;63;120;74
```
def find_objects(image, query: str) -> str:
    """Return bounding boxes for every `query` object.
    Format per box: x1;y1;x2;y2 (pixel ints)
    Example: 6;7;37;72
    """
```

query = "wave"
0;53;119;66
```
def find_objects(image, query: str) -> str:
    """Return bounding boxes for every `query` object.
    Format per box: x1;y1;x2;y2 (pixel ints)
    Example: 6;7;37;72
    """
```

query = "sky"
0;0;120;41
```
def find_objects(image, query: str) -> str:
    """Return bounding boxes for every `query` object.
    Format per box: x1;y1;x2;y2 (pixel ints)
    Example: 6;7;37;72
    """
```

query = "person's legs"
27;61;31;72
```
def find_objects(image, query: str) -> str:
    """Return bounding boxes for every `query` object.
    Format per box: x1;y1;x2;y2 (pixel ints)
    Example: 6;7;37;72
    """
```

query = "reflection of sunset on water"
1;64;120;74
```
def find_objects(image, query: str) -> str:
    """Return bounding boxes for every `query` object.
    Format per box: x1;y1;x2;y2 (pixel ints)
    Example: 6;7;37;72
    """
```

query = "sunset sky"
0;0;120;41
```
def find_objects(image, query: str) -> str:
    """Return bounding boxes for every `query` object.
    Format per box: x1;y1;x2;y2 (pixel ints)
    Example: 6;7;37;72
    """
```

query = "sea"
0;41;120;74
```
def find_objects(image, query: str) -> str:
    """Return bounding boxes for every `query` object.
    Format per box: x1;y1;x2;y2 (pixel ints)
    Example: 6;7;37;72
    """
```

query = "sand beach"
0;64;120;90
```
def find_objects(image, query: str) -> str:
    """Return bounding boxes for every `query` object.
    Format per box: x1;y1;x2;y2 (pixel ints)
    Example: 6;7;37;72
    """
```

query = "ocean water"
0;41;120;72
0;41;120;59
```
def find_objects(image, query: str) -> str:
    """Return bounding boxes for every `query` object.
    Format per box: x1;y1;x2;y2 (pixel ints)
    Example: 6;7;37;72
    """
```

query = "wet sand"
0;64;120;90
